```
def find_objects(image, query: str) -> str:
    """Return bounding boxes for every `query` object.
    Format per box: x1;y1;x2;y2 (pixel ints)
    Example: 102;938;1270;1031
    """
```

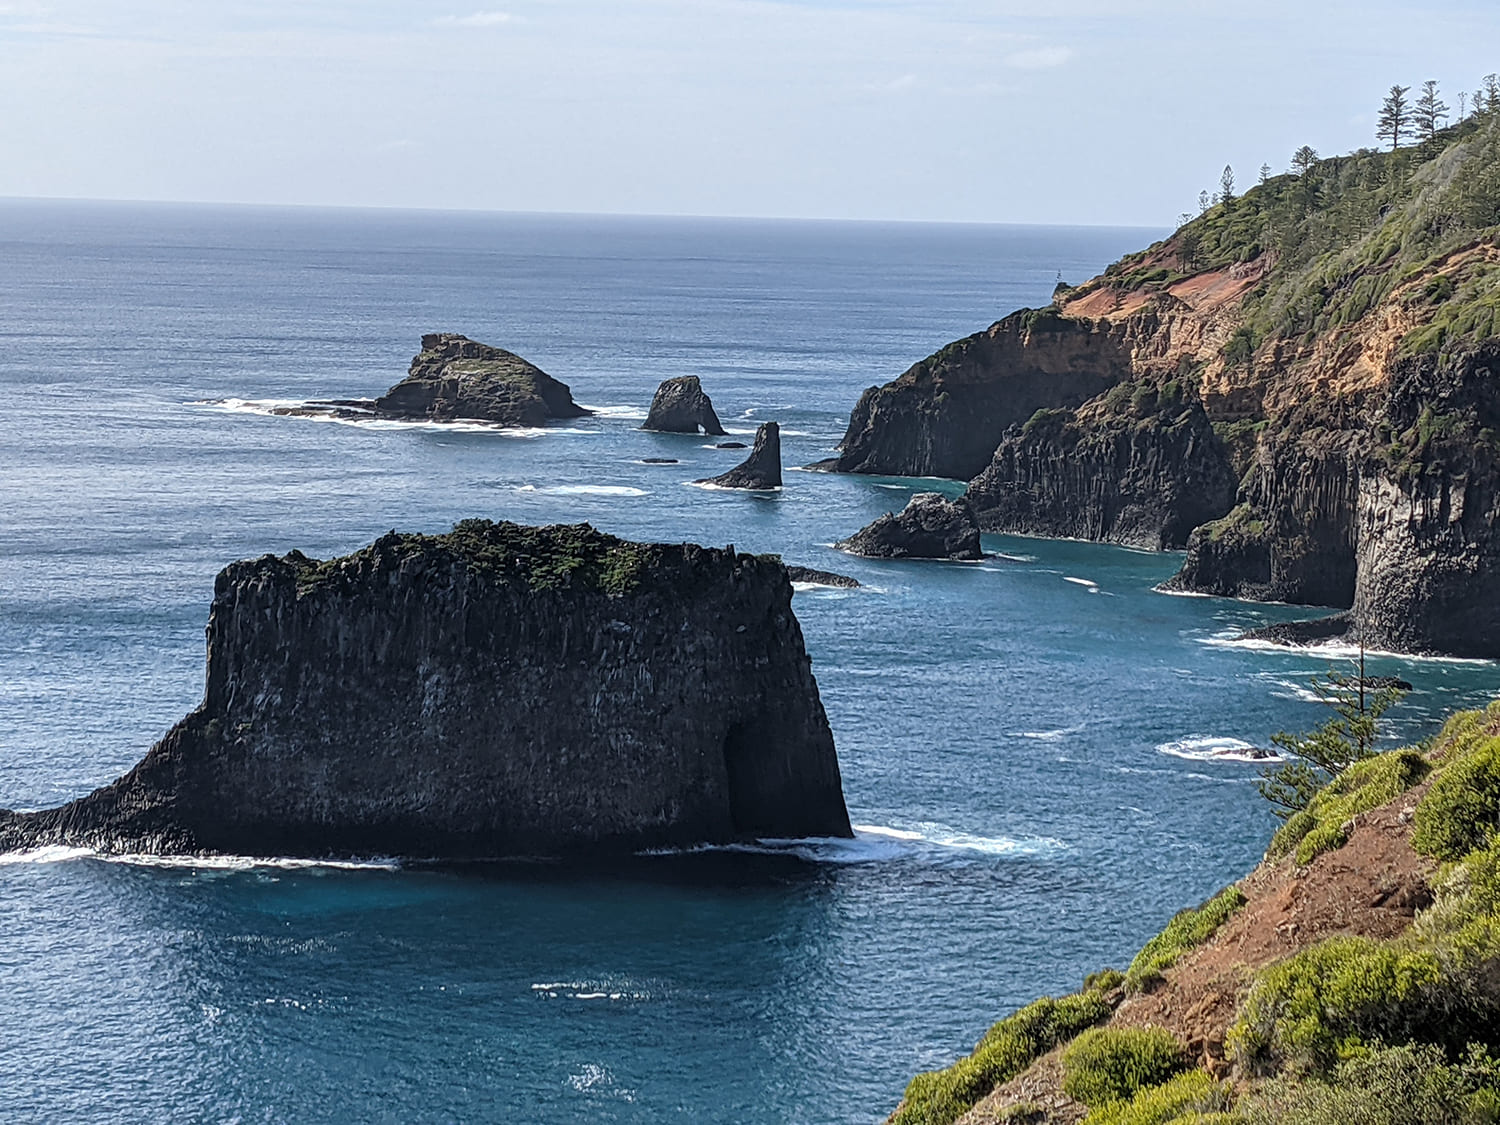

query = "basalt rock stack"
0;521;852;859
266;335;590;428
642;376;728;436
699;422;782;490
374;334;590;426
837;493;983;561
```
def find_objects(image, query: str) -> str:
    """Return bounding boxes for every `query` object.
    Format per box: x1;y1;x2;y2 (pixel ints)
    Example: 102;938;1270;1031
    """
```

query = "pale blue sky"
1;0;1495;224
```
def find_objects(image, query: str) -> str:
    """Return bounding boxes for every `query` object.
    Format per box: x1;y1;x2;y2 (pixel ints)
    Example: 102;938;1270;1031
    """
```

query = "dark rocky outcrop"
967;385;1237;549
642;376;727;435
698;423;782;490
784;566;860;589
717;441;747;449
836;493;983;561
374;334;589;425
0;521;851;859
816;308;1137;481
1236;613;1354;647
267;335;589;428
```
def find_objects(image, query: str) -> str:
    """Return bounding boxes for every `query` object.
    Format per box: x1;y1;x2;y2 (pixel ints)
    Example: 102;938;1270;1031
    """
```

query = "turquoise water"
1;202;1495;1123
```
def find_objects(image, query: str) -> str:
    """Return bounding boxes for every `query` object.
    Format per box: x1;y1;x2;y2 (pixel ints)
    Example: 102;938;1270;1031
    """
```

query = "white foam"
1063;576;1099;589
1152;584;1217;598
0;846;398;871
644;821;1063;865
685;480;781;493
1156;736;1281;763
514;484;649;497
1013;724;1085;741
576;403;648;420
993;552;1037;563
1199;632;1496;665
191;398;596;438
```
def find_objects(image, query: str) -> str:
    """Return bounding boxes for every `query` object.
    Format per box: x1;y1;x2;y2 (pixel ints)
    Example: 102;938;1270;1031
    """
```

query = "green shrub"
1080;1069;1232;1125
1265;749;1431;864
1062;1027;1190;1107
1085;968;1126;993
1126;887;1246;992
1414;736;1500;860
1234;1041;1500;1125
893;990;1112;1125
1230;936;1444;1074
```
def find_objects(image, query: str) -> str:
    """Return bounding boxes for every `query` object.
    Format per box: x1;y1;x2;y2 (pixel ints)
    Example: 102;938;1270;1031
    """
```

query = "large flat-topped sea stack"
0;521;852;860
374;333;590;426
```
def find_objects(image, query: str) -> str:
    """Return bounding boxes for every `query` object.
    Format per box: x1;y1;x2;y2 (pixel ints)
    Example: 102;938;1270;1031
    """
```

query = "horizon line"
0;192;1169;232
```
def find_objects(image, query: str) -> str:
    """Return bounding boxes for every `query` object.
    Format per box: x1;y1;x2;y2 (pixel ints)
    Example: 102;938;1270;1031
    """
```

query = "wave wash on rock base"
0;521;852;860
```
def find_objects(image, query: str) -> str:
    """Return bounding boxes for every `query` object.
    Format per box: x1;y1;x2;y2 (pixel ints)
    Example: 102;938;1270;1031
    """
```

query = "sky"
0;0;1496;226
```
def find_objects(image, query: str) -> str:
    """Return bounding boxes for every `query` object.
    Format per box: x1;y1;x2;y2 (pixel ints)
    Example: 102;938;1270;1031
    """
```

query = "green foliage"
1258;659;1407;819
1021;407;1074;436
1203;503;1265;543
1079;1070;1232;1125
1062;1028;1190;1108
1230;936;1445;1074
1085;968;1126;993
1265;748;1431;864
892;990;1113;1125
292;520;660;598
1223;326;1257;366
1126;887;1247;993
1235;1042;1500;1125
1413;711;1500;860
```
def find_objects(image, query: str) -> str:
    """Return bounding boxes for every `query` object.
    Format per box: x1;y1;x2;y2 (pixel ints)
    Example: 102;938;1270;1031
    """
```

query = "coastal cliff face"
374;333;589;425
823;308;1136;480
825;112;1500;654
0;521;851;858
966;384;1236;549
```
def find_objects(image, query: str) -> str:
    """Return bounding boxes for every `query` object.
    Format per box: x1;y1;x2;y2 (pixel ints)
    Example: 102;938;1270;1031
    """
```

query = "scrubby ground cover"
887;702;1500;1125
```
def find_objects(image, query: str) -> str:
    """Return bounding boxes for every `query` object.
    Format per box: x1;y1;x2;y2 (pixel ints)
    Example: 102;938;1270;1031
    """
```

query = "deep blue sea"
1;201;1495;1124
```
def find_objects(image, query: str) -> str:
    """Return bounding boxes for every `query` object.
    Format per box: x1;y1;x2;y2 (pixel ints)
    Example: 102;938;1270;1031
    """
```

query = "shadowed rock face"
836;493;983;561
643;376;727;435
967;390;1236;550
0;521;852;859
698;422;782;489
373;334;589;426
817;309;1134;481
784;566;860;589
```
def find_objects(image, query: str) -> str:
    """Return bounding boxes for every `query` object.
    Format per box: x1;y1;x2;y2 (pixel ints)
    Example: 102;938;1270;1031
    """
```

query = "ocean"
1;200;1494;1123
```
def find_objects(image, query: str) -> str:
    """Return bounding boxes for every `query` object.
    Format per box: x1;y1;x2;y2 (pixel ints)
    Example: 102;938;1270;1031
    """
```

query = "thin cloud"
1003;46;1074;70
434;11;514;29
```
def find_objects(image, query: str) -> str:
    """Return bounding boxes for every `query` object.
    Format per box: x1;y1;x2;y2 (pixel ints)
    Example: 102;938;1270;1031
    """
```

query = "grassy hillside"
888;703;1500;1125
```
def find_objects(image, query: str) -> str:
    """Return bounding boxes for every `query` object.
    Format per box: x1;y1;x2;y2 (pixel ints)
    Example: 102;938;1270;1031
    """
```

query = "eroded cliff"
825;111;1500;654
0;521;852;859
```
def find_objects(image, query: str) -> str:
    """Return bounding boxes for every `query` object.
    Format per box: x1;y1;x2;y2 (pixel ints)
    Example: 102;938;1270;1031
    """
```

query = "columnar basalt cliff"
825;113;1500;655
0;521;852;859
642;375;728;435
966;384;1236;549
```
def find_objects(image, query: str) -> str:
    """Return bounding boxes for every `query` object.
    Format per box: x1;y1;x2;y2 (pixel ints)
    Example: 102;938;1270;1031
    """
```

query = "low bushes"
892;989;1113;1125
1267;749;1431;865
1079;1069;1231;1125
1061;1027;1189;1107
1125;887;1246;992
